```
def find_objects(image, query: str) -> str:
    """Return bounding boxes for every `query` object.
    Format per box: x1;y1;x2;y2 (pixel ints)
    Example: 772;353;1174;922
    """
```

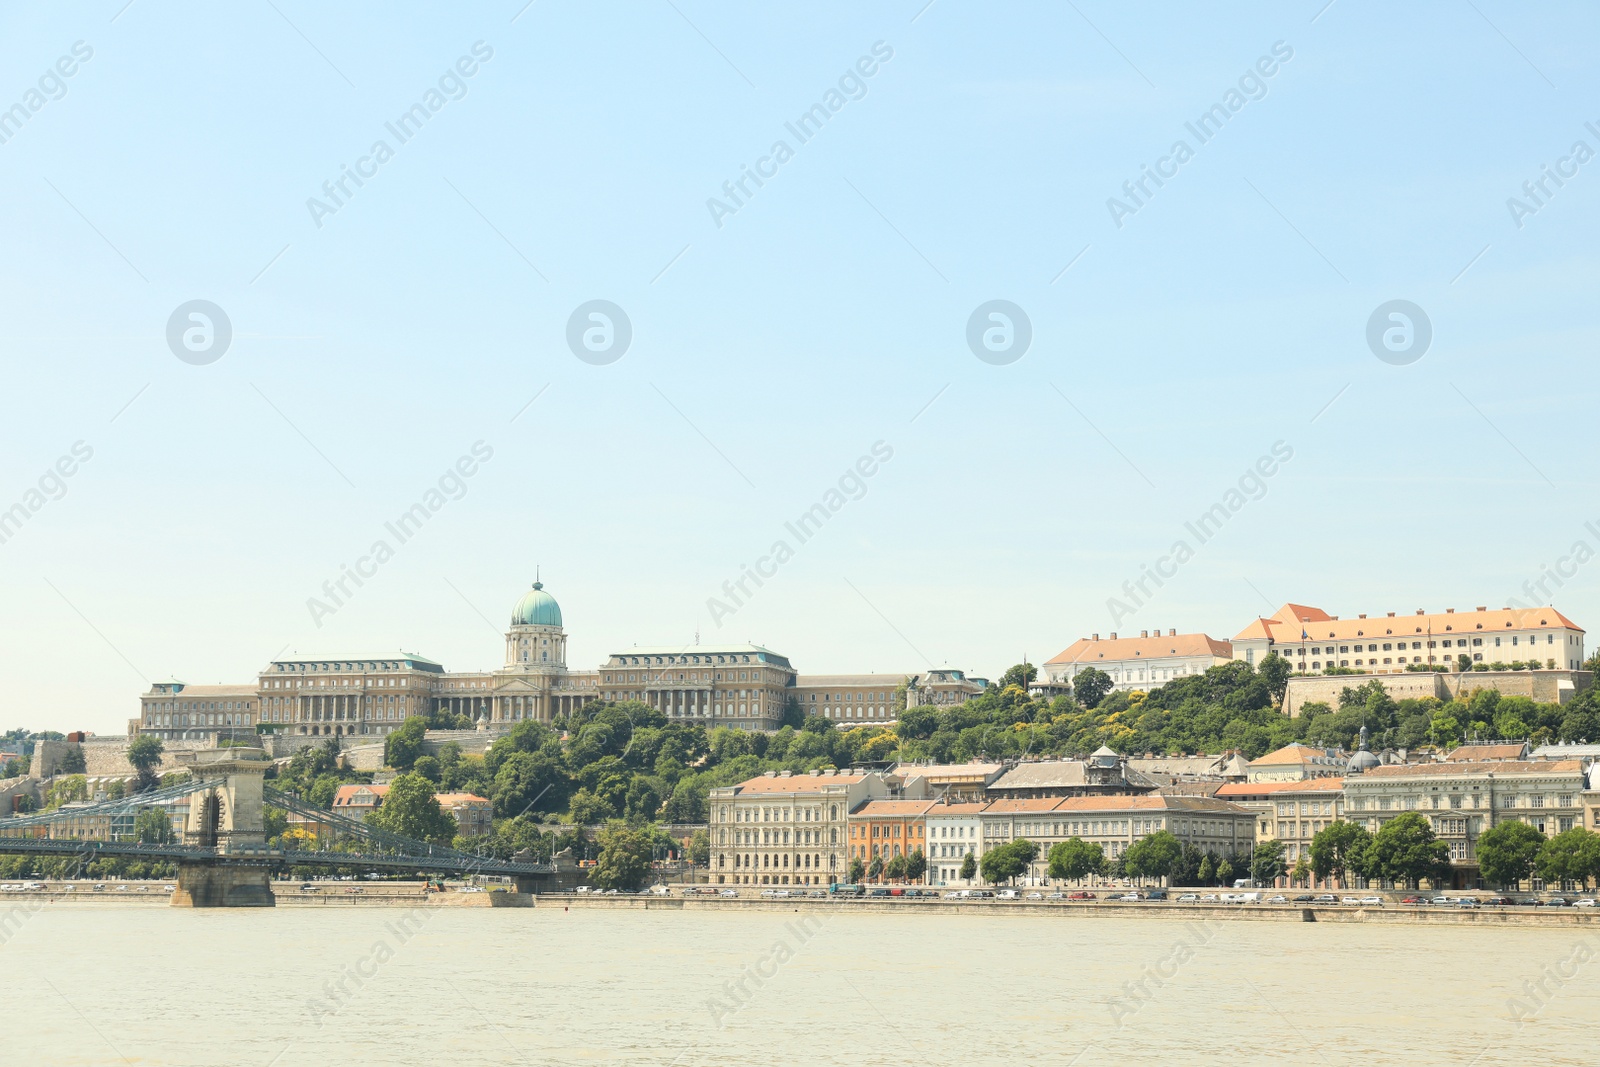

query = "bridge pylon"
171;748;276;908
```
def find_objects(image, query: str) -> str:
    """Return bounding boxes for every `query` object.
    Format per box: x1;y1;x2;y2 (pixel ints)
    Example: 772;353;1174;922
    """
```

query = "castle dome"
511;582;562;628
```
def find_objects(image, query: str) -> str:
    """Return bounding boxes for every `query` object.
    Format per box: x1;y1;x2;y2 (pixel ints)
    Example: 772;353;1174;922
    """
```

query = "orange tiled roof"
1216;778;1347;798
1442;743;1528;762
332;784;388;806
433;792;490;805
1357;760;1582;778
1248;743;1338;766
850;800;937;817
979;797;1074;814
1046;633;1232;667
1236;603;1583;643
924;801;990;815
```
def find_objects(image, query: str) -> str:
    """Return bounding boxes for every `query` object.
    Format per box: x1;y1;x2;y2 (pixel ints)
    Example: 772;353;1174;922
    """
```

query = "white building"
924;800;985;885
1041;630;1234;693
1233;602;1586;673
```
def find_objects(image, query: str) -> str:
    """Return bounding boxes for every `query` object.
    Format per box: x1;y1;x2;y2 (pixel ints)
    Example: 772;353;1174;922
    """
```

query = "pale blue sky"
2;1;1597;734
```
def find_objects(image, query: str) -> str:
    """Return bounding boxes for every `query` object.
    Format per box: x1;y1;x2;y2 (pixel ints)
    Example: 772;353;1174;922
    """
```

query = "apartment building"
848;799;937;868
1214;777;1346;870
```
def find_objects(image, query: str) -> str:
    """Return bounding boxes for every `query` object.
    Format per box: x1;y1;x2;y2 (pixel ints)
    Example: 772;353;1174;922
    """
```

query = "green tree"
262;805;289;842
1197;853;1215;886
1258;652;1291;705
885;854;909;881
567;787;613;826
1047;837;1106;882
1215;858;1234;886
999;662;1038;689
60;747;87;775
1476;820;1547;889
592;822;654;891
1309;821;1373;889
1124;831;1183;884
848;857;866;884
867;855;884;881
905;848;927;882
366;773;457;845
127;735;164;791
1072;668;1113;709
1368;813;1451;889
959;852;976;882
412;755;441;783
1535;828;1600;888
686;828;710;867
1250;840;1287;886
132;807;174;844
1291;854;1310;888
980;839;1038;885
384;717;427;772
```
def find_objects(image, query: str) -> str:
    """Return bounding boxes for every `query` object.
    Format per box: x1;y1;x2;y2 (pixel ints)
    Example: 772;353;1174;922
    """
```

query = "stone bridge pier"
171;748;277;908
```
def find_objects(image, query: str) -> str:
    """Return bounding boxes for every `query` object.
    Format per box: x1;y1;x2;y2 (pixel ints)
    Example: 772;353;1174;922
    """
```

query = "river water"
4;903;1595;1065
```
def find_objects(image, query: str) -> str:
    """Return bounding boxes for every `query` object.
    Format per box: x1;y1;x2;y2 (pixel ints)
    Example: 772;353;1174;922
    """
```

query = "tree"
366;773;457;845
999;662;1038;690
1258;653;1291;705
1368;813;1451;889
1476;820;1547;888
686;828;710;867
384;717;427;772
959;852;976;882
1291;854;1310;888
60;747;87;775
1073;668;1113;709
1215;858;1234;886
133;807;174;844
905;848;926;882
848;857;866;884
592;822;653;891
1309;821;1373;889
127;735;164;791
412;755;441;783
567;787;613;826
980;839;1038;885
1047;837;1106;882
1535;828;1600;888
1197;853;1215;886
1123;831;1182;884
885;854;909;881
867;855;884;881
1250;840;1287;886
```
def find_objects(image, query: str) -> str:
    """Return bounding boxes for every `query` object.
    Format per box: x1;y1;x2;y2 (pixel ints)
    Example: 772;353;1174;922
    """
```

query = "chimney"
1386;612;1396;617
1358;614;1367;619
1476;606;1487;612
1110;632;1117;640
1091;634;1099;641
1140;630;1149;638
1446;608;1455;614
1169;628;1176;636
1416;609;1425;615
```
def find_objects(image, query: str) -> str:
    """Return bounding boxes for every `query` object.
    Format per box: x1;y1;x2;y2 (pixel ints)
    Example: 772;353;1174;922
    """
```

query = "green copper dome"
511;582;562;627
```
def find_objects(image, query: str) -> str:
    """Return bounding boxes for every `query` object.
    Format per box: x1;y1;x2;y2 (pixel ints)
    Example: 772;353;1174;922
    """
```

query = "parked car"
1454;897;1479;908
996;889;1020;900
1115;892;1141;902
867;888;891;897
942;890;963;898
1401;895;1426;905
163;884;176;892
1360;896;1384;907
970;890;995;899
1339;896;1363;905
1025;891;1044;900
1177;893;1199;903
1312;894;1336;904
888;888;904;897
1067;891;1095;900
1200;893;1219;903
1145;889;1168;901
1292;895;1315;903
1430;896;1452;906
1045;892;1065;900
1544;897;1570;907
1573;898;1597;908
1267;895;1288;904
719;888;738;897
1483;896;1514;906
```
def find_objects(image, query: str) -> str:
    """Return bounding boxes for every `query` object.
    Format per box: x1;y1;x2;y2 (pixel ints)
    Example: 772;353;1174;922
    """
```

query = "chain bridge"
0;748;553;906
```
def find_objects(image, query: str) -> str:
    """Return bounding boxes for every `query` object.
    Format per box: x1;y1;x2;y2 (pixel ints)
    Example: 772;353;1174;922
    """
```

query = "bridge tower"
171;748;276;907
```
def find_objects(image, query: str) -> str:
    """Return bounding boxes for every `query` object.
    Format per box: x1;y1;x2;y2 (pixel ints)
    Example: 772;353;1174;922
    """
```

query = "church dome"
511;582;562;628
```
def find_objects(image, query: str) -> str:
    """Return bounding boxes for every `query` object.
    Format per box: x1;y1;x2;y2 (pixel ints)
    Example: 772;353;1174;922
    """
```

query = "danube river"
5;904;1595;1065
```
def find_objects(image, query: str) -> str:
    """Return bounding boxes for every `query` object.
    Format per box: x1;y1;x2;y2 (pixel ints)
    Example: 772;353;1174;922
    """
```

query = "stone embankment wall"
1283;670;1593;716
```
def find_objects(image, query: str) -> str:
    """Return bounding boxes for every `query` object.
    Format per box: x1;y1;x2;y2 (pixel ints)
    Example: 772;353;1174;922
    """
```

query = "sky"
2;1;1597;736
